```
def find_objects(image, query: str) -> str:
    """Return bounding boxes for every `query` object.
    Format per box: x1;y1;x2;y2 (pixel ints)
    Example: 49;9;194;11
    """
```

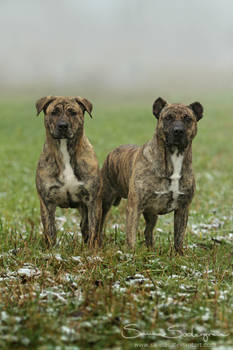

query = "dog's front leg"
78;204;89;243
174;205;189;255
126;193;141;249
87;197;102;249
39;197;56;247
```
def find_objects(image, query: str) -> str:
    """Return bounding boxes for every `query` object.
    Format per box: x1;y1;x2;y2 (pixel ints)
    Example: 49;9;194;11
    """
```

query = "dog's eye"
164;114;174;122
51;108;60;116
183;115;192;123
68;109;77;116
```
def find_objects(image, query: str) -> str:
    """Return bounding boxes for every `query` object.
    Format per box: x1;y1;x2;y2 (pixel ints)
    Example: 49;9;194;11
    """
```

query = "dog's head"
152;97;203;152
36;96;93;139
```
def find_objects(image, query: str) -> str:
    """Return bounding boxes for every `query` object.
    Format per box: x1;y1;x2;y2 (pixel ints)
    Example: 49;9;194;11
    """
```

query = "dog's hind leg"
87;196;102;248
126;193;141;249
99;184;120;236
143;211;157;249
100;197;114;233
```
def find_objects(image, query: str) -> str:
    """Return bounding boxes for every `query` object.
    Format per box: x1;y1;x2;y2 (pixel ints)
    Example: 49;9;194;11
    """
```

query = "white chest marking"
60;140;83;192
169;151;184;202
154;150;184;206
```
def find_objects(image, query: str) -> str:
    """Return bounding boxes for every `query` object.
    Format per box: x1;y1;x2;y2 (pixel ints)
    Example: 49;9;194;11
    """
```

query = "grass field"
0;97;232;350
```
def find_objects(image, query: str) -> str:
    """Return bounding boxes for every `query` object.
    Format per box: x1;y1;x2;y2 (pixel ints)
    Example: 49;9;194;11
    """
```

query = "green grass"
0;98;232;350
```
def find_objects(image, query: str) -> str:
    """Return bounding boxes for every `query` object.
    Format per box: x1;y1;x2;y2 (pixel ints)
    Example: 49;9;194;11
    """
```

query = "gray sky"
0;0;233;96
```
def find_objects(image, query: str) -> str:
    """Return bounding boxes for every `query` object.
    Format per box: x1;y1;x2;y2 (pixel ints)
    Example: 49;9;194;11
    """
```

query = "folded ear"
152;97;167;119
36;96;57;116
74;97;93;118
189;102;203;121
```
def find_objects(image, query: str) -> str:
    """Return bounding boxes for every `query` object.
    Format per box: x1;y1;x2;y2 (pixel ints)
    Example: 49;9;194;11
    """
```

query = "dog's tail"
113;197;121;206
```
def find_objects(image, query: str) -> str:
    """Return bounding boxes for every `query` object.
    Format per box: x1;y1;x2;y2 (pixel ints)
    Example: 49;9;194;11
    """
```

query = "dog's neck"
45;129;85;160
150;129;193;176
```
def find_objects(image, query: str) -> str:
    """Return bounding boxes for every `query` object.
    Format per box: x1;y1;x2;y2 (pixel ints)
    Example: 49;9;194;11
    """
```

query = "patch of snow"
112;281;126;293
71;256;82;263
40;290;68;304
112;224;121;230
54;254;63;261
87;256;103;262
1;311;8;321
61;326;75;335
17;264;40;277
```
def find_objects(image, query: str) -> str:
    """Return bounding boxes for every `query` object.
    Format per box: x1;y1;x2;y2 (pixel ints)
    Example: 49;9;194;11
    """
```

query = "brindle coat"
36;96;102;248
101;98;203;254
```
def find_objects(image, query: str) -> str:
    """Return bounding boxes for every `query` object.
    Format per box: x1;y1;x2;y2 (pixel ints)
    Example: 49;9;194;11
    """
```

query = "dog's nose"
174;126;184;136
58;122;68;131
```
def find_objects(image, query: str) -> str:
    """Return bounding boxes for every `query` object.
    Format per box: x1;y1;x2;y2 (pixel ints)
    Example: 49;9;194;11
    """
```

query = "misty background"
0;0;233;100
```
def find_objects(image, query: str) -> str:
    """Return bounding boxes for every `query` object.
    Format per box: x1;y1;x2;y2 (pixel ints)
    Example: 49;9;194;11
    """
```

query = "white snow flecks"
17;264;40;278
87;256;103;263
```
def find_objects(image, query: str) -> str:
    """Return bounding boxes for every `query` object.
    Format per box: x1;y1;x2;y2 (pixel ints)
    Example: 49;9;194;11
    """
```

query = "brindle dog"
101;98;203;254
36;96;102;248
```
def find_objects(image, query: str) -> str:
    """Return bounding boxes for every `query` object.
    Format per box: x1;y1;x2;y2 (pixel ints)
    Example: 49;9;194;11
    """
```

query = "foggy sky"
1;0;233;96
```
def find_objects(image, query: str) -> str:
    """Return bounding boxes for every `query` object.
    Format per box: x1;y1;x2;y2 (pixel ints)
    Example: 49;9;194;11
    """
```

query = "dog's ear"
36;96;57;116
189;102;203;121
152;97;167;119
74;97;93;118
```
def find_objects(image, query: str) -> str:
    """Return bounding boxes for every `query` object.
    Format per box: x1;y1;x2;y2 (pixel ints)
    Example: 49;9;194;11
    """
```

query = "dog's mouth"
53;135;68;139
166;132;188;151
52;126;73;139
52;131;73;139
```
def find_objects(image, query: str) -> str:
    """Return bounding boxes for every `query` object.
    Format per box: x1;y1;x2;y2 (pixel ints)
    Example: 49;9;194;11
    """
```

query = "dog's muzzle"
53;121;72;139
166;122;188;151
173;125;185;144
